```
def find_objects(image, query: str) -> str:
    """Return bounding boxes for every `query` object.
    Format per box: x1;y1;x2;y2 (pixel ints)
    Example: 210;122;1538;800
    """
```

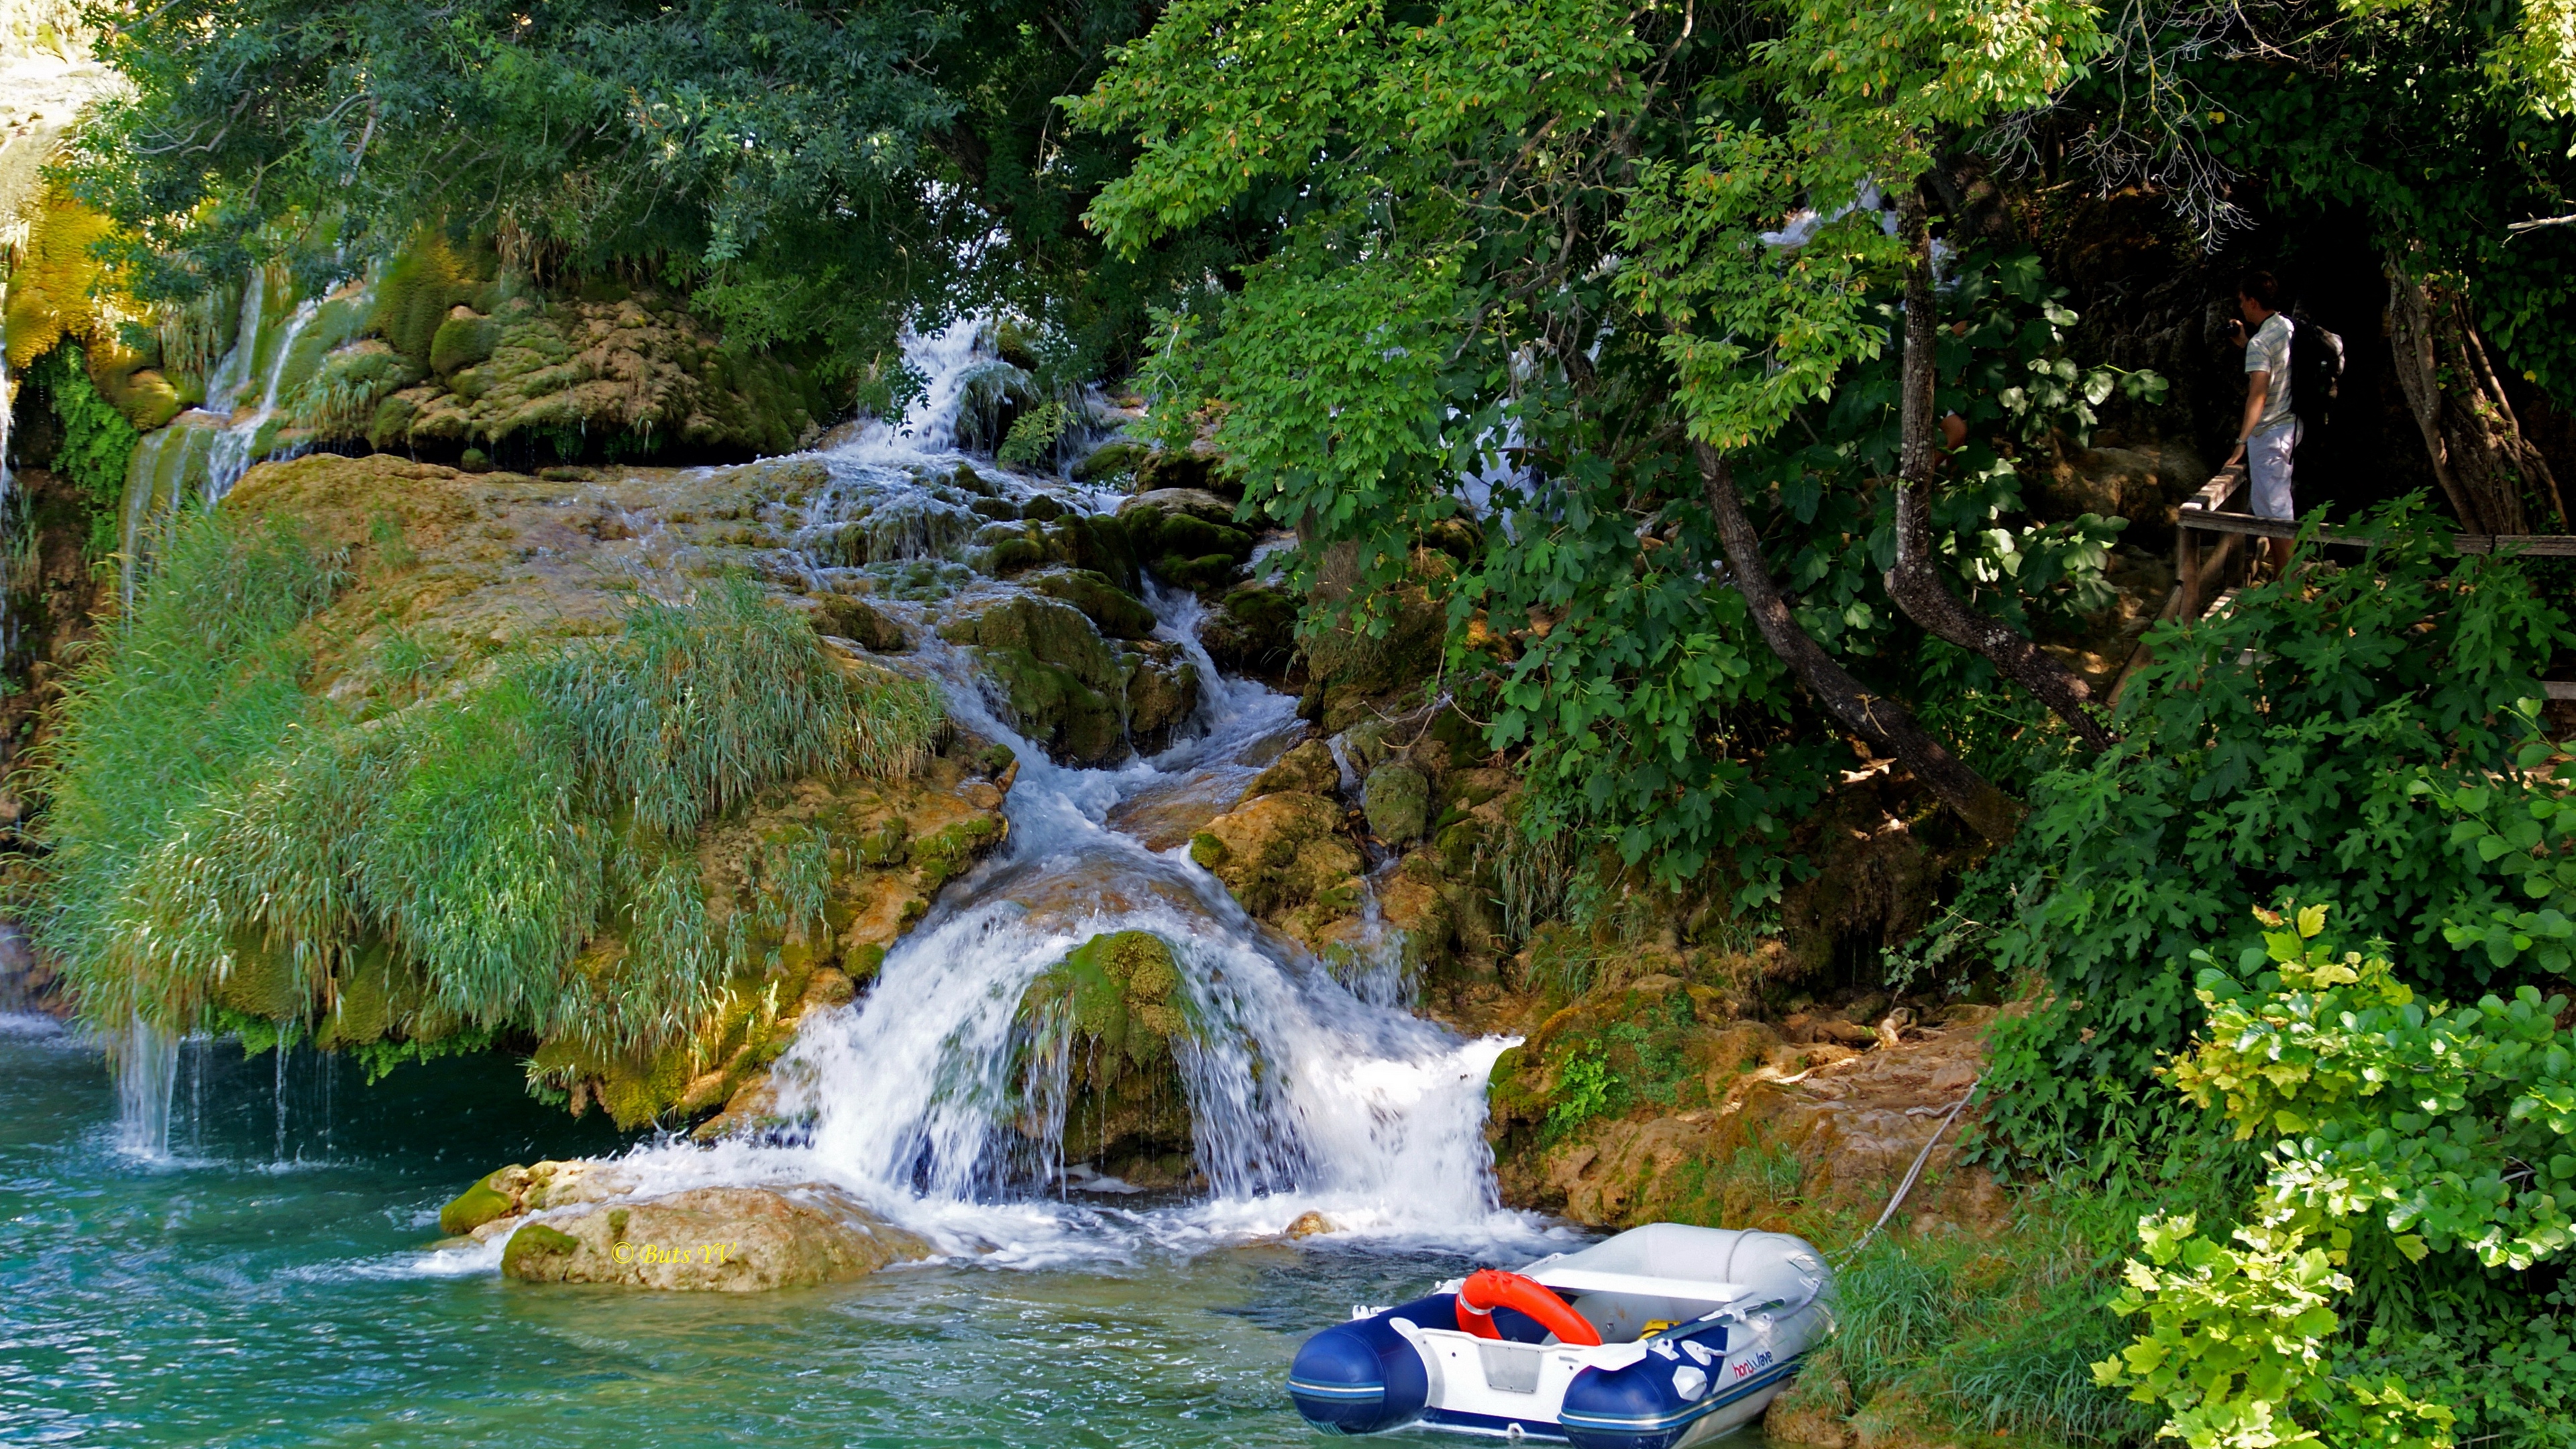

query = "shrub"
2096;906;2576;1449
28;343;142;547
1976;500;2573;1158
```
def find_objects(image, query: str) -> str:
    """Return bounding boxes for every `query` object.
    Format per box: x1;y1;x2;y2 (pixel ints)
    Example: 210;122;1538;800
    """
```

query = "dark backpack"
2288;310;2345;437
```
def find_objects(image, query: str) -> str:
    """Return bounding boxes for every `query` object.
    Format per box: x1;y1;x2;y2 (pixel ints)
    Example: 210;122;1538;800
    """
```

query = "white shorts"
2248;419;2300;521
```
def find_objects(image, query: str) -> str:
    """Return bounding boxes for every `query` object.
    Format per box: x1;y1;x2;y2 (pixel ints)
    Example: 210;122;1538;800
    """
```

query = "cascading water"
203;292;319;504
598;320;1543;1263
110;1016;181;1159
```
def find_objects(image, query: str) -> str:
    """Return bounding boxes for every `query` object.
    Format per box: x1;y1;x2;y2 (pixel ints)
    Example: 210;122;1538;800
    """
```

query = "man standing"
2224;270;2297;576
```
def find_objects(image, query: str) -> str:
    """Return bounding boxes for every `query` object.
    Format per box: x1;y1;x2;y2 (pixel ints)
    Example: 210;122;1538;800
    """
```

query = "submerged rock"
500;1185;931;1291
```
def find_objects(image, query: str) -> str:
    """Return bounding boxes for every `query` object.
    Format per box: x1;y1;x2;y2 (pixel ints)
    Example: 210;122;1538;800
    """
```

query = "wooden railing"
2112;466;2576;702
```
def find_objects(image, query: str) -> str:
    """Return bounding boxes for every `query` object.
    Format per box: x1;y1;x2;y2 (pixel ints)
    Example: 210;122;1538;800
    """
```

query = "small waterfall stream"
603;321;1538;1261
203;290;320;503
110;1017;180;1159
118;268;331;602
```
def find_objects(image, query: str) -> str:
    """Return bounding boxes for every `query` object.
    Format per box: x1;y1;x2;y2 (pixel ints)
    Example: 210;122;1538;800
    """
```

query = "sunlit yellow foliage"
3;188;125;369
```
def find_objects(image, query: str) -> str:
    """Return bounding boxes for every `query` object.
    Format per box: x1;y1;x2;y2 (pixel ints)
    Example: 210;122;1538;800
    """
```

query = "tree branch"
1695;441;2025;845
1882;189;2117;753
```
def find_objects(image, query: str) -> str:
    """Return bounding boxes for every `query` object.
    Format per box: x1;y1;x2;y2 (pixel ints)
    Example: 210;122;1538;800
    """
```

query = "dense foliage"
2098;909;2576;1448
22;342;138;551
1077;0;2153;890
61;0;1243;390
1976;507;2575;1158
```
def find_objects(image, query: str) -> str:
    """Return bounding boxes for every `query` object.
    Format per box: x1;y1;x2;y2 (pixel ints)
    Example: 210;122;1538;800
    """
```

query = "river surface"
0;1018;1535;1448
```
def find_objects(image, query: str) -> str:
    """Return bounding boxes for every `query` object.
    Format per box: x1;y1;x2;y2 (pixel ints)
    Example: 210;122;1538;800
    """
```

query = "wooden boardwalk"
2111;466;2576;702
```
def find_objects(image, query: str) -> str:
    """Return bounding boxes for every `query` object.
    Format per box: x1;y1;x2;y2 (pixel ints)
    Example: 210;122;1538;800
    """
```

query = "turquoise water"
4;1019;1760;1449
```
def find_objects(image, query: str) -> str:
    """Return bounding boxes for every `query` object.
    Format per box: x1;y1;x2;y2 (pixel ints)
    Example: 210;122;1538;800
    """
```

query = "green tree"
1077;0;2141;871
63;0;1236;387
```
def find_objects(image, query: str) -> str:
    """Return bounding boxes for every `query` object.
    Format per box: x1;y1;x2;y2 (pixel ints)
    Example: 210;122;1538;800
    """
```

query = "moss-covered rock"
82;451;1012;1130
439;1167;526;1236
1118;639;1201;756
500;1185;930;1291
1195;792;1363;949
1069;439;1148;486
811;594;909;653
1201;581;1299;679
1016;931;1197;1169
1022;568;1156;639
500;1220;582;1277
376;290;815;461
1363;763;1431;843
1246;738;1340;798
1116;488;1256;594
938;591;1195;765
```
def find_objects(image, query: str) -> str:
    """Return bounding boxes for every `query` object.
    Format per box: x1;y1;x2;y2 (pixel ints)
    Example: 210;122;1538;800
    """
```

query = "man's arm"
2226;371;2270;468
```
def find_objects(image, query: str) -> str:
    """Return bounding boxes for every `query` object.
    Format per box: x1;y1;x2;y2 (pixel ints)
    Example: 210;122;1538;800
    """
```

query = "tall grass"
1804;1136;2255;1448
29;513;943;1056
31;513;345;1024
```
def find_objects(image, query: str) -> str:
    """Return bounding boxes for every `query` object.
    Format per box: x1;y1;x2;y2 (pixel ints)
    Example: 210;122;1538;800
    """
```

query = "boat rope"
1841;1075;1983;1260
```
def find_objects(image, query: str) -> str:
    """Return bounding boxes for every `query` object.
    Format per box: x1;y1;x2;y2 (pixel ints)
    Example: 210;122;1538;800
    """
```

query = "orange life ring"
1454;1269;1602;1346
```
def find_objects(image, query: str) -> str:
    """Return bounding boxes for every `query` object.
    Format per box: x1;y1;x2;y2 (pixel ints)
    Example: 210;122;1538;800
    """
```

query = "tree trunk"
1694;441;2025;845
1880;194;2117;752
2385;263;2569;535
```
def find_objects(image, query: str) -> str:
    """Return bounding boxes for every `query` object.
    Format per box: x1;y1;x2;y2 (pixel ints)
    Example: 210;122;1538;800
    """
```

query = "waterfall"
610;319;1539;1261
203;292;319;504
110;1016;180;1159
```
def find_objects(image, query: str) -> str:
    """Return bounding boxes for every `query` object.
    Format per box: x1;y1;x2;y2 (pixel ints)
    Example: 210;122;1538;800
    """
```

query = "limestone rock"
1244;738;1340;800
1070;439;1148;486
812;594;909;653
1118;638;1201;755
1200;581;1300;680
1192;792;1362;948
1022;567;1157;639
439;1167;523;1236
1362;763;1430;843
372;291;813;460
1494;995;2008;1236
501;1185;931;1291
938;590;1197;764
941;592;1125;760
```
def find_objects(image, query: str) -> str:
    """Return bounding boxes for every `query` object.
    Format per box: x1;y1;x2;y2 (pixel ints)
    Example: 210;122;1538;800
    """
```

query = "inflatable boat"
1287;1224;1834;1448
